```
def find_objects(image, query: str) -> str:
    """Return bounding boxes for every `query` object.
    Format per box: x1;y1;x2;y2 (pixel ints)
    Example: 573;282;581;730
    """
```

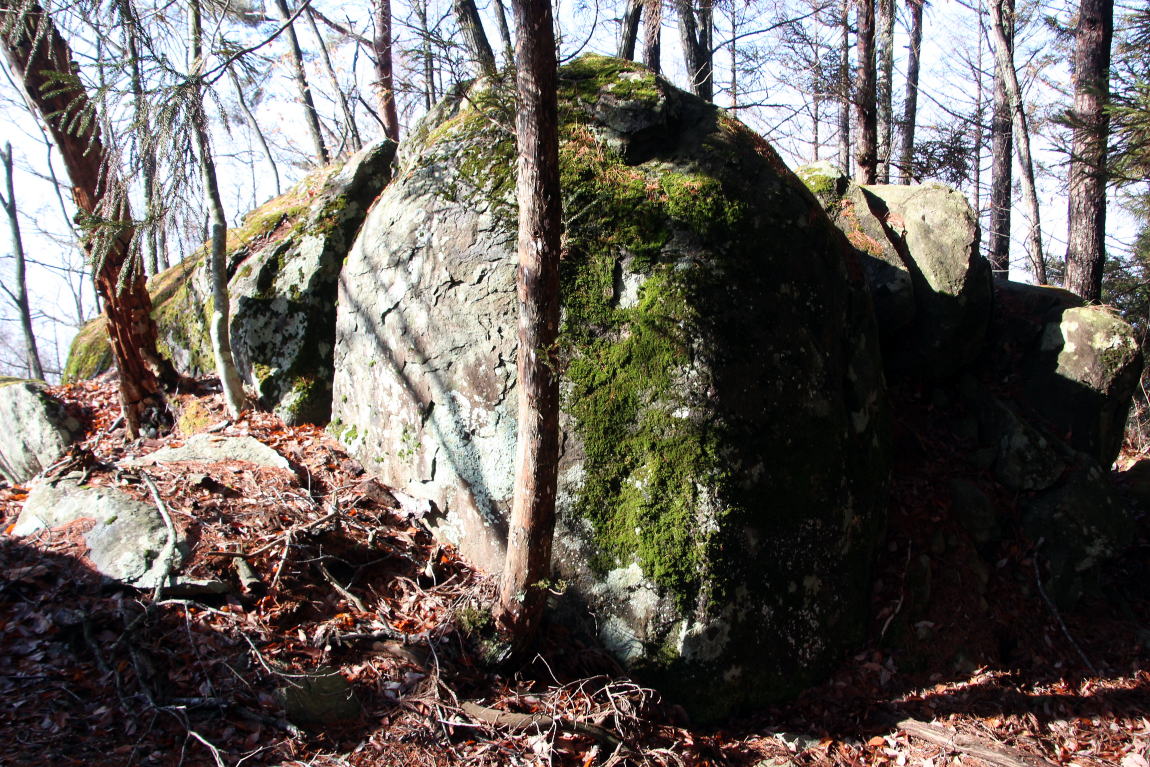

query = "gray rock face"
127;434;290;470
0;380;80;484
333;55;889;720
797;168;991;380
14;477;185;589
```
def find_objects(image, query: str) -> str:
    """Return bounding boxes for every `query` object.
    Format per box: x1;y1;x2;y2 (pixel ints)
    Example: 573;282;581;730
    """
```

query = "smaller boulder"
0;379;80;484
127;433;290;470
14;477;186;589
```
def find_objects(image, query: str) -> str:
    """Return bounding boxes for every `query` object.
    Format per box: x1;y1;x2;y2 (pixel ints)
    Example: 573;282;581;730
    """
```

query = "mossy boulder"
64;140;397;425
799;168;991;380
333;55;889;720
0;379;81;483
988;280;1142;468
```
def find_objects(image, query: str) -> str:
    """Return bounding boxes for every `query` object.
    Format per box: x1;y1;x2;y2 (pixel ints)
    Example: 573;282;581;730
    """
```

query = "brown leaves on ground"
0;379;1147;767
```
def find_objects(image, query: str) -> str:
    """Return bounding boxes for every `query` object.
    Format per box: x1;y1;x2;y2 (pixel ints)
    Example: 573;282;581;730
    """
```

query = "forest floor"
1;379;1148;767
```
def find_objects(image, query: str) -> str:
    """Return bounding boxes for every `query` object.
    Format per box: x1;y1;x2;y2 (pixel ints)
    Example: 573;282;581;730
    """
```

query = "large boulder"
64;140;396;425
332;55;889;720
0;379;81;484
798;166;991;380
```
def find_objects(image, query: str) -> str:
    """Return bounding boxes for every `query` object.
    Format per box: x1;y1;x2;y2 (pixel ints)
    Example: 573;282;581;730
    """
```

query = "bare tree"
189;0;246;417
854;0;878;183
303;7;363;152
876;0;894;181
838;0;851;170
676;0;713;100
372;0;401;141
620;0;643;59
0;142;43;380
644;0;662;73
988;0;1046;283
495;0;563;651
0;0;170;436
271;0;330;164
987;0;1012;275
898;0;924;183
454;0;498;79
1063;0;1114;301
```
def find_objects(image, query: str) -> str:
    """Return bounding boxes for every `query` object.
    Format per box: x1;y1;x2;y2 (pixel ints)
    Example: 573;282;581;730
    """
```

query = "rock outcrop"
64;140;396;425
332;55;890;719
0;379;81;484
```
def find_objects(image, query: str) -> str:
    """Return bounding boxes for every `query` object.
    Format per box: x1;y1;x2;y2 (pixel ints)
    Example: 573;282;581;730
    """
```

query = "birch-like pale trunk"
0;143;44;380
988;0;1046;283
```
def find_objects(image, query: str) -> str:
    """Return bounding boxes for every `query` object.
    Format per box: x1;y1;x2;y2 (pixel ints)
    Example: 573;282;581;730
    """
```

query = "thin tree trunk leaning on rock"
495;0;562;654
0;0;171;438
988;0;1046;284
189;0;246;419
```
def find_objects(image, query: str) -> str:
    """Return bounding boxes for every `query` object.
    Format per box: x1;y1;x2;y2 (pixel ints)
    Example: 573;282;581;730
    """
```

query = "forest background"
0;0;1147;393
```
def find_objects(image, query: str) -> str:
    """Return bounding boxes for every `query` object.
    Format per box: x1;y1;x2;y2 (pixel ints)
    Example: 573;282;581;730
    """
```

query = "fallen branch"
460;700;629;754
139;471;179;602
897;717;1058;767
317;559;368;612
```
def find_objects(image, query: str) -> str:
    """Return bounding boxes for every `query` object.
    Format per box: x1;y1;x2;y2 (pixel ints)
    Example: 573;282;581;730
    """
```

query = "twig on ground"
317;559;368;612
460;700;630;755
139;471;179;603
1033;538;1099;675
896;717;1059;767
187;729;228;767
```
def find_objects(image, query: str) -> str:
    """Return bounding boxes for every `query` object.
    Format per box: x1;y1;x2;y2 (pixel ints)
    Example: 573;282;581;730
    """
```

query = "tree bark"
619;0;643;60
675;0;713;101
190;0;246;418
643;0;662;74
0;143;44;381
495;0;562;653
455;0;498;79
989;0;1046;283
492;0;515;68
272;0;330;165
0;0;169;436
854;0;878;183
370;0;401;142
1063;0;1114;301
838;0;851;170
876;0;895;182
898;0;924;183
988;0;1013;276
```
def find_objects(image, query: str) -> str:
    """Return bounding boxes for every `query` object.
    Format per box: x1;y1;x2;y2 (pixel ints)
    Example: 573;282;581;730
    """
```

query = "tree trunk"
988;0;1013;276
675;0;713;101
272;0;330;165
989;0;1045;283
305;7;362;152
0;143;44;381
876;0;895;182
495;0;563;653
854;0;878;183
190;0;246;418
413;0;436;109
838;0;851;170
0;0;169;437
643;0;662;74
898;0;924;183
492;0;515;67
620;0;643;59
1063;0;1114;301
119;0;162;277
455;0;498;79
371;0;401;142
